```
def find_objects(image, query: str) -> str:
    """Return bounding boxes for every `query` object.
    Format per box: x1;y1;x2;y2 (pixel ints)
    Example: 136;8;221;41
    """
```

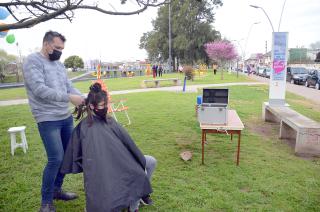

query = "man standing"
158;64;163;77
23;31;84;212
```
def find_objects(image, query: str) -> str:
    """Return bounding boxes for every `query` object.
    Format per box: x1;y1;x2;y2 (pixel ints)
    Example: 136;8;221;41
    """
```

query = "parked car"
286;67;308;84
305;69;320;90
262;68;271;78
250;68;257;75
257;66;266;76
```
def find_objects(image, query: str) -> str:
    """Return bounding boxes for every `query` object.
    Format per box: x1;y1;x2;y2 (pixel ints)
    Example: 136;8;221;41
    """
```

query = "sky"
1;0;320;62
215;0;320;59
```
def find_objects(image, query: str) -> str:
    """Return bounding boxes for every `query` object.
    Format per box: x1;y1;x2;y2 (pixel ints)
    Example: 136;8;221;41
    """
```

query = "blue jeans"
37;116;73;204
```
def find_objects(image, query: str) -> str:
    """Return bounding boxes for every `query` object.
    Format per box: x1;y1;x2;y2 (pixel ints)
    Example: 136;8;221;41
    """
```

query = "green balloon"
6;34;15;44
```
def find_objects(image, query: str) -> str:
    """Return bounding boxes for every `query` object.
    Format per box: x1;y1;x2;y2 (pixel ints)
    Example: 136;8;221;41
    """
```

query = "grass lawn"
67;71;87;79
0;71;253;101
0;74;24;83
1;85;320;211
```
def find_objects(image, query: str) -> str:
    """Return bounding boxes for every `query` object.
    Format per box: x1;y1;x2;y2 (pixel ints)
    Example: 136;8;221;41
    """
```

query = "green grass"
0;71;252;101
67;71;87;79
0;70;85;84
1;74;24;83
1;85;320;211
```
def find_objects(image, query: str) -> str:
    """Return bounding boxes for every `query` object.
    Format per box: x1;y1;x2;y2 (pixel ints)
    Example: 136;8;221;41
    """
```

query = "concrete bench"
142;78;181;88
262;102;320;156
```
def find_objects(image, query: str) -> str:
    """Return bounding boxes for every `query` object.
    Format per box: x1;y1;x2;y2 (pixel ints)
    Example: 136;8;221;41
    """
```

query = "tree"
0;0;169;31
204;40;237;80
315;52;320;63
0;49;18;82
310;41;320;50
139;0;222;70
64;55;84;71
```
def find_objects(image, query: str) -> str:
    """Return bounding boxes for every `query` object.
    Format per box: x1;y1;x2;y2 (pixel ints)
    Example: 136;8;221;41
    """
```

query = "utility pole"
168;0;172;72
16;42;22;82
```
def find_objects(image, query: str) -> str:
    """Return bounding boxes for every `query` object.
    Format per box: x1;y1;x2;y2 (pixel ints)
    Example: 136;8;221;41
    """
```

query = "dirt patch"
246;117;279;140
246;117;297;149
246;117;319;160
174;133;197;149
239;187;250;193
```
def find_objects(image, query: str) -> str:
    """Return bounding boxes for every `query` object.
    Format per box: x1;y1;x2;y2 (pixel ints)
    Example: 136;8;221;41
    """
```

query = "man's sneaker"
39;203;56;212
53;190;78;201
140;195;153;206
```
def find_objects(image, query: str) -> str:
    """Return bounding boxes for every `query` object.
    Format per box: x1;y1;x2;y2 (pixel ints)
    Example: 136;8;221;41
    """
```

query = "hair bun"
90;83;102;93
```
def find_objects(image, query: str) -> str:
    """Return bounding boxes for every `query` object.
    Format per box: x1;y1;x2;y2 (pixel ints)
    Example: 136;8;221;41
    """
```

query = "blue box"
197;96;202;105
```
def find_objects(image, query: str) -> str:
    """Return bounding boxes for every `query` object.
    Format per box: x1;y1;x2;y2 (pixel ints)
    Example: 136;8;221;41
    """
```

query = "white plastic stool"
8;126;28;156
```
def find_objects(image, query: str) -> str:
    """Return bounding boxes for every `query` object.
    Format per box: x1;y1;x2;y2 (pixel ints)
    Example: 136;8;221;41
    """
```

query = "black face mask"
94;107;108;120
49;49;62;61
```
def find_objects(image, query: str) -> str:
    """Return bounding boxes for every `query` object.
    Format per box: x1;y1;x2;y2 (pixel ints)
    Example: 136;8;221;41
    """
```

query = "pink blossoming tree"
204;41;238;79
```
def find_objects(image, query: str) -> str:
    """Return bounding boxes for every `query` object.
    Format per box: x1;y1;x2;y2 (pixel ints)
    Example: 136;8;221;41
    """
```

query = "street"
248;74;320;105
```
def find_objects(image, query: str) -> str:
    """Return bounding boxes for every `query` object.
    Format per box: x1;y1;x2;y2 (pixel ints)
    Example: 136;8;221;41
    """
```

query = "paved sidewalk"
0;82;265;106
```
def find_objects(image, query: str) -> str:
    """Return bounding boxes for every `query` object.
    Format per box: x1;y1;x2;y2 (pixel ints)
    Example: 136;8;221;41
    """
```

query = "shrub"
183;65;194;80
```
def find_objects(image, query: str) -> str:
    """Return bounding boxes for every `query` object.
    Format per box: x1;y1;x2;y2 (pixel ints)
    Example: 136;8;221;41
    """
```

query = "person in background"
152;64;156;78
158;64;163;77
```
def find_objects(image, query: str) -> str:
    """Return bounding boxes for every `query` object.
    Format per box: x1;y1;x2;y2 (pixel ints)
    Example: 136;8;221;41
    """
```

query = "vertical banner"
269;32;288;106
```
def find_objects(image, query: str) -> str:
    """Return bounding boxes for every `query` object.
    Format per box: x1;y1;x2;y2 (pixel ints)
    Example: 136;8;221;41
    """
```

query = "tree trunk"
15;66;20;82
221;68;224;80
220;61;224;80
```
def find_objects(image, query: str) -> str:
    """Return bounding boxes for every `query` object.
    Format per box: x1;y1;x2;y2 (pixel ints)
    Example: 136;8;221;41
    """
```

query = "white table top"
200;110;244;131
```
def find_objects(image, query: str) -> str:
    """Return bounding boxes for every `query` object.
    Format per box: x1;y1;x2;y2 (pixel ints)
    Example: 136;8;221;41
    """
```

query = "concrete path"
248;74;320;105
0;82;265;106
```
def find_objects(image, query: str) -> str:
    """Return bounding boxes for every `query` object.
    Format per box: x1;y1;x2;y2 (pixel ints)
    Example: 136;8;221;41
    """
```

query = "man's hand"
69;94;84;106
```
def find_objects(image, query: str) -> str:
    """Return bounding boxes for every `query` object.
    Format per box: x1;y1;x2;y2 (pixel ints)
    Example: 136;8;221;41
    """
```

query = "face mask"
94;107;108;120
48;49;62;61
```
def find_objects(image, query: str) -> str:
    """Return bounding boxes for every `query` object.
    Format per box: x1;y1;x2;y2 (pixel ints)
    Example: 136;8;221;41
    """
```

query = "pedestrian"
155;64;159;77
178;65;183;73
152;64;156;78
247;65;251;75
61;82;157;212
22;31;84;212
158;64;163;77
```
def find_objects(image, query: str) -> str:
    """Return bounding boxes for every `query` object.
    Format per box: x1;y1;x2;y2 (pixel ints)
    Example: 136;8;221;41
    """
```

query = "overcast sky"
1;0;320;62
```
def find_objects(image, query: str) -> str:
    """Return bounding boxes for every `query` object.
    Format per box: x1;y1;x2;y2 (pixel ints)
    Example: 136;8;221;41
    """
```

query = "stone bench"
262;102;320;156
142;78;181;88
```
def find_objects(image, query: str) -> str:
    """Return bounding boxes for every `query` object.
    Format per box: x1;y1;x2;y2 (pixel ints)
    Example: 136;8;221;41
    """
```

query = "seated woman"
61;83;156;212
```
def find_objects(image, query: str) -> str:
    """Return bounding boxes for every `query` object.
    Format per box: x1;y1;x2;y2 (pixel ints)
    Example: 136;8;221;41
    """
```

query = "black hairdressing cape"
61;115;152;212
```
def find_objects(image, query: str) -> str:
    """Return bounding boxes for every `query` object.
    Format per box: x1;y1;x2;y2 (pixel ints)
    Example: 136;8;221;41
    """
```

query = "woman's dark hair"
74;82;108;125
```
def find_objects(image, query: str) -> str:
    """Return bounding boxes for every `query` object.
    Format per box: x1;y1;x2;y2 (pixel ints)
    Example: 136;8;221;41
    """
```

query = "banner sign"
272;32;288;81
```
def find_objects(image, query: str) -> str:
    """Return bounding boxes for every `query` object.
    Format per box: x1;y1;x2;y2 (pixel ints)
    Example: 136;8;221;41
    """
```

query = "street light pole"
244;22;260;59
250;5;274;32
278;0;287;31
231;39;245;78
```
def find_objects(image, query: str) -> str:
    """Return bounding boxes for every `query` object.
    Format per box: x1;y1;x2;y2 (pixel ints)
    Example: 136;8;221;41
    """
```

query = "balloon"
0;22;9;37
6;34;15;44
0;7;10;20
0;31;7;38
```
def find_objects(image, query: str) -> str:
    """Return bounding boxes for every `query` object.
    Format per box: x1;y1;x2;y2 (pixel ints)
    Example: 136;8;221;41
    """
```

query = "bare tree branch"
0;0;171;31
